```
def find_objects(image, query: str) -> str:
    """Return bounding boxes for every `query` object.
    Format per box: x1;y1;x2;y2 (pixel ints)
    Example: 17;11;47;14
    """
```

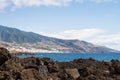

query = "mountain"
0;25;52;43
0;25;118;53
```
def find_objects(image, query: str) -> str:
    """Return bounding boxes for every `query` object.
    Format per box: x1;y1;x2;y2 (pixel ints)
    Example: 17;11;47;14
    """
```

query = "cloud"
39;29;120;50
12;0;72;7
39;28;105;40
11;0;72;11
0;0;8;11
76;0;117;3
0;0;118;11
11;0;117;10
90;32;120;50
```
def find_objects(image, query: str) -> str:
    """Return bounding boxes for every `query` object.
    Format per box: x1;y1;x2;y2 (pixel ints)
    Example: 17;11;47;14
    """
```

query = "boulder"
0;71;13;80
111;60;120;74
1;58;23;71
47;62;60;73
0;47;11;65
65;68;80;80
21;69;48;80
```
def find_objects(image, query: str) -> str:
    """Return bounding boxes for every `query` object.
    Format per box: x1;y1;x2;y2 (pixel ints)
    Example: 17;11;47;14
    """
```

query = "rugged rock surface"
65;68;80;79
0;47;11;65
0;47;120;80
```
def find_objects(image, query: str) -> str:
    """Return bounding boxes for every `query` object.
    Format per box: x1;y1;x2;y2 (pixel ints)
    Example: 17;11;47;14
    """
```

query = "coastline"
0;47;120;80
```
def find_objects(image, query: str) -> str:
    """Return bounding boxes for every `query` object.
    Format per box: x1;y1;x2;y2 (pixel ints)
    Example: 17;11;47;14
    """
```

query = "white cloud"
11;0;72;11
39;28;105;40
76;0;117;3
39;29;120;51
11;0;117;9
0;0;118;11
90;32;120;50
0;0;8;11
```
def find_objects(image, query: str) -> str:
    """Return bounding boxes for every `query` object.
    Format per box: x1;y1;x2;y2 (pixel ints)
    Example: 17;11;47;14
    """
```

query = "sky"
0;0;120;50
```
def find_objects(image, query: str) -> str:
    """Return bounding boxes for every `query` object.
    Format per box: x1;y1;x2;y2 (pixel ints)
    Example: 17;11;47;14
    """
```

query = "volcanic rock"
0;47;11;65
65;68;80;79
0;48;120;80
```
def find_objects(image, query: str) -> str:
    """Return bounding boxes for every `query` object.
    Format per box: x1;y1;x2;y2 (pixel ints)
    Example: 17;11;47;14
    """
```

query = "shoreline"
11;52;120;63
0;47;120;80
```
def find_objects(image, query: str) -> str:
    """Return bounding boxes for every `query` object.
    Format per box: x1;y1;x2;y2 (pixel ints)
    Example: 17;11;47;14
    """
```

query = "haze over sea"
19;53;120;62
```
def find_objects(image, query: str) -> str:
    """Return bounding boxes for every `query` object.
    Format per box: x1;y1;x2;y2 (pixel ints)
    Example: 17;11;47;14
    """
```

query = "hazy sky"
0;0;120;50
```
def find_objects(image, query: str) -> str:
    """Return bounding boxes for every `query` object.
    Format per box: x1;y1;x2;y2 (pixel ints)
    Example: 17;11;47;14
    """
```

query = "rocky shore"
0;47;120;80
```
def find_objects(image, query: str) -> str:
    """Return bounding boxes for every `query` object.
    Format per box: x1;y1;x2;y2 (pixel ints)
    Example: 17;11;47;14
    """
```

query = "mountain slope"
0;25;118;53
0;25;52;43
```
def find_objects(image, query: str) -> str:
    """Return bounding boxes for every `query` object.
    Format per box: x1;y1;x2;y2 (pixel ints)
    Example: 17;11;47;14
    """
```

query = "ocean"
18;52;120;62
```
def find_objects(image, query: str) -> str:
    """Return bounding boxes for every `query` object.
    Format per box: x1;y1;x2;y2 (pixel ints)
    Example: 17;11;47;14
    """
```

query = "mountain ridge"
0;25;118;53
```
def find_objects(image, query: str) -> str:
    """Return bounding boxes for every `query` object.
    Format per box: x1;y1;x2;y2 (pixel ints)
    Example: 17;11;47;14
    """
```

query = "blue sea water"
18;53;120;62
